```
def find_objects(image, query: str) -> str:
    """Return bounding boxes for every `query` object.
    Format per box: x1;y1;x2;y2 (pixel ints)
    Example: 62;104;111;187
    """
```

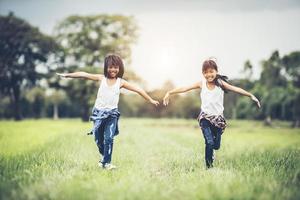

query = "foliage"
0;12;61;120
54;14;137;67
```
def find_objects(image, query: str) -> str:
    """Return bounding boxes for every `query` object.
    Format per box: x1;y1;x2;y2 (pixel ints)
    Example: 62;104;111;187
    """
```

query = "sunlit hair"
202;58;229;92
104;54;124;78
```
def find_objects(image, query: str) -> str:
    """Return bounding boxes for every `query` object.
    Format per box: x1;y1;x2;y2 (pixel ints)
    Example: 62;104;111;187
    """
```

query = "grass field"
0;118;299;200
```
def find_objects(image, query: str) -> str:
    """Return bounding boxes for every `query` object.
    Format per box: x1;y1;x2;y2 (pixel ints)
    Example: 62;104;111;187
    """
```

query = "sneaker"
102;163;117;170
212;151;216;161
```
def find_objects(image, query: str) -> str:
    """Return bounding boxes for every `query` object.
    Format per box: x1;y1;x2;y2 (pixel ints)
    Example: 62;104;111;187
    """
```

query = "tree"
282;51;300;87
25;87;46;118
0;12;60;120
54;14;137;67
47;89;67;119
258;51;287;124
282;52;300;127
242;60;253;80
260;51;287;88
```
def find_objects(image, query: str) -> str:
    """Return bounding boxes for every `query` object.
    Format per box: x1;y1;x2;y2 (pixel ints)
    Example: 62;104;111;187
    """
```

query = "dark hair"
104;54;124;78
202;58;229;93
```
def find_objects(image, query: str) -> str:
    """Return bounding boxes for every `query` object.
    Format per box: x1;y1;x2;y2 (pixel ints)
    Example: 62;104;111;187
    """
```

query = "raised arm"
56;72;103;81
163;81;201;106
121;80;159;106
221;80;261;108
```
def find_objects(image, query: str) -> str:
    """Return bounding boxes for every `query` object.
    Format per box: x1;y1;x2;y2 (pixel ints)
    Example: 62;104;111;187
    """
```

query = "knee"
214;145;220;150
206;141;214;149
104;137;114;145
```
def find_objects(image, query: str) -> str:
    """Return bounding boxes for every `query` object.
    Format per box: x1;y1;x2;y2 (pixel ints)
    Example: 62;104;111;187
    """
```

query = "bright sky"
1;0;300;89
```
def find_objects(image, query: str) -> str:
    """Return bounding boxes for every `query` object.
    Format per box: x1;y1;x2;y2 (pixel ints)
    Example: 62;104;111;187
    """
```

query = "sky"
1;0;300;89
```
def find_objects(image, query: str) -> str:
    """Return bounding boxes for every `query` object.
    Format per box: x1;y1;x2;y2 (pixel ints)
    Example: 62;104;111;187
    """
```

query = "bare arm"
56;72;103;81
121;80;159;106
221;80;261;108
163;81;201;106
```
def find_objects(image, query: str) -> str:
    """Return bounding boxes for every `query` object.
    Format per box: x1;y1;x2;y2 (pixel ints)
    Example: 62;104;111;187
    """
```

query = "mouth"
109;72;117;76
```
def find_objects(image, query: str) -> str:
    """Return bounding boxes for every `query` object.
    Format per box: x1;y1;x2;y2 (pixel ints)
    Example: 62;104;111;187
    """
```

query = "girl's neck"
106;77;117;80
105;77;118;86
206;80;216;90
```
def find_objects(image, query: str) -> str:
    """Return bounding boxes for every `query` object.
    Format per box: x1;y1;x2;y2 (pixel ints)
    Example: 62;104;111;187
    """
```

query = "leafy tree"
243;60;253;80
282;52;300;127
260;51;287;88
0;12;60;120
282;51;300;87
54;14;137;67
257;51;286;124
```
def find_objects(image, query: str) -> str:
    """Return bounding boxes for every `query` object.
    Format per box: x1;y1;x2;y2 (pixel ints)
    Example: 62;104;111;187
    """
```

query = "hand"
150;99;160;106
163;92;170;106
56;73;67;78
250;95;261;108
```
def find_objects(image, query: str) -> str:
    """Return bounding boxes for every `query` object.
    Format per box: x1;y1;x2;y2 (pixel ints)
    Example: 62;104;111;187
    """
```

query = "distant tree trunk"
264;116;272;126
81;105;90;121
292;119;300;128
292;95;300;128
53;104;59;120
11;86;22;121
232;107;237;119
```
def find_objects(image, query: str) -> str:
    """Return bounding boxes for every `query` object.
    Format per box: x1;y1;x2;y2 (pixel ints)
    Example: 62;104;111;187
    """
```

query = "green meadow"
0;119;299;200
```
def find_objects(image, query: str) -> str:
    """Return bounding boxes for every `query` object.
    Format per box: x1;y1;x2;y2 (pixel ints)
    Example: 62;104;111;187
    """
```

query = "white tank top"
200;80;224;115
94;77;121;109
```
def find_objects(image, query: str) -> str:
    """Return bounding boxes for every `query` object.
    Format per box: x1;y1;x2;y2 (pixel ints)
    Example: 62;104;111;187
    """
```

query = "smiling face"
203;67;218;83
202;59;219;83
104;54;124;78
107;65;120;78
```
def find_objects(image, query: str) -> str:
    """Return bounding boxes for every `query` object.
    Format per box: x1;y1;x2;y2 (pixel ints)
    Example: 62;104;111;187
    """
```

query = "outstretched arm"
221;80;261;108
121;80;159;106
56;72;103;81
163;81;201;106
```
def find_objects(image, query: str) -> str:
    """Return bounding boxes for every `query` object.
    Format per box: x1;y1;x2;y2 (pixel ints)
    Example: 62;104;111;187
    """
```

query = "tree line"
0;13;299;127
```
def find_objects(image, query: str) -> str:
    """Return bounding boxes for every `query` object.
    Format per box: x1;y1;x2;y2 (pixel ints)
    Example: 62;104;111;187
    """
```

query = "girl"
163;59;260;169
57;54;159;170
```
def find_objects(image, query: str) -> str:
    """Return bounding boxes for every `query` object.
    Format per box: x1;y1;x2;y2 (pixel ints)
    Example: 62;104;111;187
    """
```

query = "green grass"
0;118;299;200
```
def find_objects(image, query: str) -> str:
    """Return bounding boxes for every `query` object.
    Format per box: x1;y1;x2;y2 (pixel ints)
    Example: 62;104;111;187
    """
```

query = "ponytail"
215;74;229;93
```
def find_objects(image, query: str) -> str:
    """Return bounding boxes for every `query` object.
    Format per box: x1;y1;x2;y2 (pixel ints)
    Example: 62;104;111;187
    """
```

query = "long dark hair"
202;58;229;93
104;54;124;78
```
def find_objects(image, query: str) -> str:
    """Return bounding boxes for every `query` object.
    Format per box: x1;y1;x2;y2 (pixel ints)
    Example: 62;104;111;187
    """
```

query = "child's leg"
94;123;105;157
212;126;222;150
200;119;215;168
102;117;118;165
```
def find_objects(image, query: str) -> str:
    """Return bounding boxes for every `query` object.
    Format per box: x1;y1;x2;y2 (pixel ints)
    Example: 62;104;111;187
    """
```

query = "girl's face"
203;68;217;83
107;65;119;78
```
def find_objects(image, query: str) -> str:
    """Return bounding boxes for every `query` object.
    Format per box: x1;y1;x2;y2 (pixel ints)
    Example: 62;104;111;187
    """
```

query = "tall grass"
0;119;299;200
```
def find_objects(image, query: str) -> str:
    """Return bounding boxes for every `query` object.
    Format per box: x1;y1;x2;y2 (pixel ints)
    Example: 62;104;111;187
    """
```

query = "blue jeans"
94;116;118;165
200;119;222;168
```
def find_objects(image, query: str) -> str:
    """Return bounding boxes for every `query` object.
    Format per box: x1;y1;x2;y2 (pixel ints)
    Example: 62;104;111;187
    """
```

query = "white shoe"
103;163;117;170
212;151;216;161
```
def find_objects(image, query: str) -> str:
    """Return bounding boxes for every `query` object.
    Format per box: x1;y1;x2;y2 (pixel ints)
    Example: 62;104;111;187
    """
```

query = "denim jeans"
200;119;222;168
94;116;118;165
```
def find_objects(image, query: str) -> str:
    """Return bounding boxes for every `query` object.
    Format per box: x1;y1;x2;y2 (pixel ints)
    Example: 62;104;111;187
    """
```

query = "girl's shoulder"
97;74;105;82
199;79;204;89
119;78;126;88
